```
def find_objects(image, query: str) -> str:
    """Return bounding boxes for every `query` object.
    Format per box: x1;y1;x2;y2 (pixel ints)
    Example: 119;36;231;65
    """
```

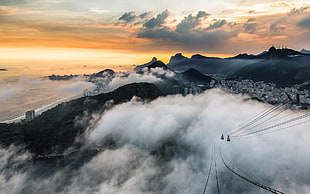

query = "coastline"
0;93;83;124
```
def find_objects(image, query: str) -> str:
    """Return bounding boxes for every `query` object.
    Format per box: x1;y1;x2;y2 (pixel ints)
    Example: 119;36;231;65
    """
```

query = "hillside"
231;58;310;86
0;83;162;155
181;68;215;85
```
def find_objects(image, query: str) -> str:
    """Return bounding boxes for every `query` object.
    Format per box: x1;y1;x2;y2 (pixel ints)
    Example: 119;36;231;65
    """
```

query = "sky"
1;0;310;71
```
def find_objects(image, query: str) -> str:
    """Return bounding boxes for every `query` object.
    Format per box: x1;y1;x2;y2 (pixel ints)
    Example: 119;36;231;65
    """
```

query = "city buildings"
218;79;310;108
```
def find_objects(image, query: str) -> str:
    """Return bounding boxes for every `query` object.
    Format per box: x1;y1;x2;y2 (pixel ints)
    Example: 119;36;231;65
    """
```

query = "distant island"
0;68;7;71
47;74;78;80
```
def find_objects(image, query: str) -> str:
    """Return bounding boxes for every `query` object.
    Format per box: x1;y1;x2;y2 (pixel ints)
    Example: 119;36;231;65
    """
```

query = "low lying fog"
1;89;310;194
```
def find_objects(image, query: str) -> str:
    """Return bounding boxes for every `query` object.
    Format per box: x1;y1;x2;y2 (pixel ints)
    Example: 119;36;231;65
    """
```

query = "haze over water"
0;62;133;122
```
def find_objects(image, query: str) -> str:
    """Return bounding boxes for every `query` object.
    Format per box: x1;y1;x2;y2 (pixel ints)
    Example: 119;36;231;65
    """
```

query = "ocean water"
0;78;83;122
0;64;132;122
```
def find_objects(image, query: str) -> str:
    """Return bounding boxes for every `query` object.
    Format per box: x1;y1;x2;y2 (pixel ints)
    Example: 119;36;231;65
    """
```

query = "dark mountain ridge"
231;47;310;86
165;47;310;86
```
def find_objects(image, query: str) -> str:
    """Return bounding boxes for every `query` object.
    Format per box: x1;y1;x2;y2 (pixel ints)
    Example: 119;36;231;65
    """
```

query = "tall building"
25;110;35;121
296;93;300;104
172;85;180;94
184;87;189;96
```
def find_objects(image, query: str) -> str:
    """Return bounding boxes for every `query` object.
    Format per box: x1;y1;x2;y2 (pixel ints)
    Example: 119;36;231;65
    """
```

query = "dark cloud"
139;12;150;19
243;22;258;33
205;19;227;31
228;22;238;28
196;10;209;18
288;6;309;16
143;10;169;29
248;10;255;14
297;15;310;28
247;18;256;22
270;18;286;32
137;26;174;40
118;11;137;24
270;23;286;32
137;26;234;48
175;11;209;33
137;11;233;49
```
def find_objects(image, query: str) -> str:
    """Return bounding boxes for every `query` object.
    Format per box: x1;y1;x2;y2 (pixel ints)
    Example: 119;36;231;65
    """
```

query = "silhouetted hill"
0;83;162;155
231;58;310;86
167;53;257;75
168;53;189;65
134;57;167;71
167;47;310;86
90;69;115;78
232;47;307;60
181;68;215;85
301;49;310;55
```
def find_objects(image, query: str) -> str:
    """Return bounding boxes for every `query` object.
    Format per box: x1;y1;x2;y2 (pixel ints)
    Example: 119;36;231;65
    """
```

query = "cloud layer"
1;89;310;193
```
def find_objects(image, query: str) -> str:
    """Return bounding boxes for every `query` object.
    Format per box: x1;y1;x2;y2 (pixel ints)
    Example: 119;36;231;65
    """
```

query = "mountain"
231;47;303;60
180;68;215;85
167;53;259;76
168;53;190;65
231;58;310;86
230;46;310;86
0;83;162;155
165;47;310;86
134;57;167;71
301;49;310;55
90;69;115;78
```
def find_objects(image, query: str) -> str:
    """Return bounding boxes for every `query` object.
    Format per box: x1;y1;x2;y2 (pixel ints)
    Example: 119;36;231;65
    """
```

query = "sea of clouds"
1;89;310;194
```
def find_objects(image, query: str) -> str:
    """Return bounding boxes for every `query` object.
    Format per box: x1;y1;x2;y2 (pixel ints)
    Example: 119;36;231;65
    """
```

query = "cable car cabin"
227;135;230;142
221;134;224;140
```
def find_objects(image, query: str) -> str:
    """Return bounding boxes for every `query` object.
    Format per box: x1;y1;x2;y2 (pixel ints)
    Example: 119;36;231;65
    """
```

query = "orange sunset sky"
1;0;310;70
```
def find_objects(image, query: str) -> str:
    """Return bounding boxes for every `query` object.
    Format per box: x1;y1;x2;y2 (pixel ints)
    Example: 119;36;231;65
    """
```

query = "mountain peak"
151;57;157;62
232;46;302;59
168;53;189;65
134;57;167;71
191;54;207;59
301;49;310;55
91;69;115;78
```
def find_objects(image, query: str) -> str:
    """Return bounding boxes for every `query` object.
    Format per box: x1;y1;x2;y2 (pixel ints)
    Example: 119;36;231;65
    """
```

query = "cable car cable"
229;102;288;135
219;150;285;194
236;107;288;135
202;147;214;194
233;112;310;137
214;152;221;194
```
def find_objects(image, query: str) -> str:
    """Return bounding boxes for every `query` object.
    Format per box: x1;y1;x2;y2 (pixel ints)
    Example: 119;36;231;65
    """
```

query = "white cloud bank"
0;89;310;193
